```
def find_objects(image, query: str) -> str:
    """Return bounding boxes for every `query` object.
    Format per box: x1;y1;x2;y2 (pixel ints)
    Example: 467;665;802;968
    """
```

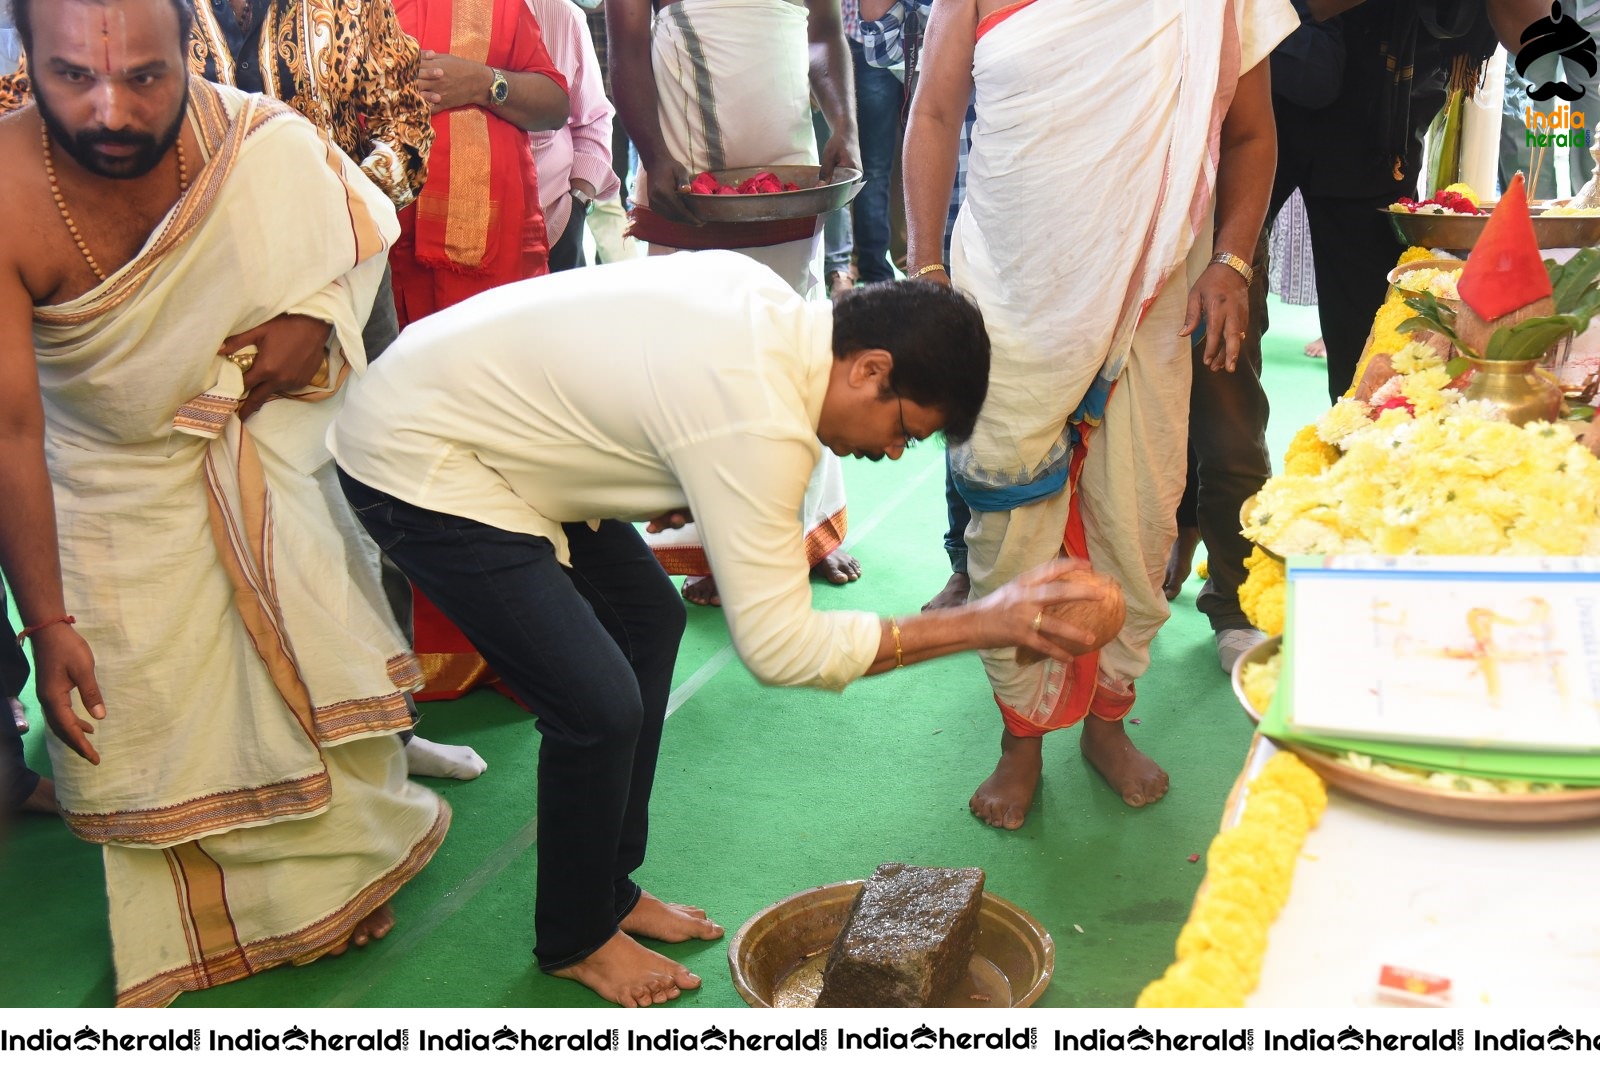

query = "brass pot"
1460;355;1563;426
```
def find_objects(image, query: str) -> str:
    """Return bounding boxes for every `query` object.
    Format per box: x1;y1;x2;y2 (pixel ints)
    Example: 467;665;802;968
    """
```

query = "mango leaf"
1484;314;1587;361
1444;355;1472;379
1547;248;1600;313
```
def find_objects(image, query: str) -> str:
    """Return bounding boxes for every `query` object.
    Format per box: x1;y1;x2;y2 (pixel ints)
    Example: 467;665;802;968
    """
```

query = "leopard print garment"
0;0;432;208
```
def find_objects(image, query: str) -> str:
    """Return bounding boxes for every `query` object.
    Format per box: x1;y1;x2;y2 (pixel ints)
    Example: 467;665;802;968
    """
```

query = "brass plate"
680;166;864;224
728;881;1054;1008
1382;208;1600;251
1231;636;1600;823
1229;633;1279;725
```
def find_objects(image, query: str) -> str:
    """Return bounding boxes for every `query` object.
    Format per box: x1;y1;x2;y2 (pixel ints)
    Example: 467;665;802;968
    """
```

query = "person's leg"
1191;234;1272;669
849;38;904;283
922;452;972;611
1;588;55;818
337;473;698;1006
815;108;855;297
361;267;486;777
1164;442;1201;601
1075;277;1192;807
1302;194;1400;402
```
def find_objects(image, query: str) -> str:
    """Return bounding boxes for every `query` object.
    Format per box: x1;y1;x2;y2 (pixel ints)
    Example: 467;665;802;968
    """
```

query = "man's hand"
418;49;493;114
645;508;693;533
33;624;106;765
646;157;699;224
819;130;860;183
220;313;334;421
1180;262;1251;372
974;558;1124;662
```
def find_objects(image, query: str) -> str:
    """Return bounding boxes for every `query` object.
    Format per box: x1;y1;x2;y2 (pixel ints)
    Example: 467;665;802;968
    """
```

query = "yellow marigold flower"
1139;958;1247;1008
1177;904;1270;986
1241;788;1312;839
1134;976;1195;1008
1398;244;1438;264
1202;876;1277;925
1239;649;1280;715
1255;752;1329;826
1284;424;1341;476
1238;548;1286;636
1196;559;1209;580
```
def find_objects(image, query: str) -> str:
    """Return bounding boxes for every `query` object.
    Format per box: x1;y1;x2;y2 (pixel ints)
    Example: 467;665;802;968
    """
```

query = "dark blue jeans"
338;471;686;970
850;38;904;283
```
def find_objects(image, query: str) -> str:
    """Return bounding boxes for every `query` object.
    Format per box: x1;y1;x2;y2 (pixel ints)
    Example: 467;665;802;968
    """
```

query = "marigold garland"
1237;547;1286;636
1135;752;1328;1008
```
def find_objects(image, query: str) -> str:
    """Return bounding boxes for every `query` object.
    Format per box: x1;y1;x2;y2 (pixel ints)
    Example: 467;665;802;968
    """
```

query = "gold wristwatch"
488;68;510;106
1210;250;1253;285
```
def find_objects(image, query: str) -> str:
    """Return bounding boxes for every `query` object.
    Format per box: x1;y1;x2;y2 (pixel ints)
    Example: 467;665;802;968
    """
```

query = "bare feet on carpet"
970;730;1042;830
1080;715;1168;807
324;903;395;958
621;890;724;943
405;735;487;780
683;551;861;608
811;549;861;585
552;930;702;1007
922;571;971;612
1162;525;1202;601
1304;336;1327;359
681;575;720;607
20;776;60;816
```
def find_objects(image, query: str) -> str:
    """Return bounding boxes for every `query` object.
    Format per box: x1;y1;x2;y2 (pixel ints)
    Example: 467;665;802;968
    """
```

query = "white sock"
405;735;488;780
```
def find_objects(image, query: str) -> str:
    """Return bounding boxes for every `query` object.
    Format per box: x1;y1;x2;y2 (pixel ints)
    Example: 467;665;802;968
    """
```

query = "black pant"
547;203;587;274
1;587;38;813
338;471;686;969
1178;232;1272;632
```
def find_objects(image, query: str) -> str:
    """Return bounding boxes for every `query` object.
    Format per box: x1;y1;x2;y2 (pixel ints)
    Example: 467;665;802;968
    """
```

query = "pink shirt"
524;0;620;245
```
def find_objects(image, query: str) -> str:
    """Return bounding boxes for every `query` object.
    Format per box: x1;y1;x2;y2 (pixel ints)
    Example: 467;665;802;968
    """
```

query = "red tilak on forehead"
100;11;113;72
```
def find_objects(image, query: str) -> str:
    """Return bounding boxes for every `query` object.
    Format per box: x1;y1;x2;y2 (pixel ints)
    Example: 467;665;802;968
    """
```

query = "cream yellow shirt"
329;250;881;690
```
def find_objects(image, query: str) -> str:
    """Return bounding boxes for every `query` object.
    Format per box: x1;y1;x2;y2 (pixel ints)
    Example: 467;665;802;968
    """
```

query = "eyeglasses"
896;393;917;450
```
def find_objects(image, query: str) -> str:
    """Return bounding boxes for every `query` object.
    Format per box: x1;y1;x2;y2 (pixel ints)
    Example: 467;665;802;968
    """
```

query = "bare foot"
681;575;720;607
922;571;971;612
1304;336;1327;359
1162;526;1201;601
20;776;59;816
811;549;861;585
621;890;724;942
324;903;395;958
551;930;701;1007
969;730;1042;830
1080;715;1169;807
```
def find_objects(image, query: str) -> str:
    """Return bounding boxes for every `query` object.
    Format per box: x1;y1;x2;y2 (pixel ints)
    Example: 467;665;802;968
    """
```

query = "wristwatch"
570;187;594;208
1210;250;1254;285
488;67;510;107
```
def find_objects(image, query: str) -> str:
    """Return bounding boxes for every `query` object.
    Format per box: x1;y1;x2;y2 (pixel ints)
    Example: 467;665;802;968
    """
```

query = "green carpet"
0;299;1328;1008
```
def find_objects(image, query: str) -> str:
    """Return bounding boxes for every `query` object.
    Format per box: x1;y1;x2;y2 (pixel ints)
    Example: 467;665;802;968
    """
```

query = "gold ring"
1031;610;1043;633
226;352;255;373
1237;331;1247;340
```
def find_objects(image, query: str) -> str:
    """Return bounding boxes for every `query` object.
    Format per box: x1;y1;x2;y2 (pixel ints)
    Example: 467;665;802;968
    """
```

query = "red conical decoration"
1456;173;1553;320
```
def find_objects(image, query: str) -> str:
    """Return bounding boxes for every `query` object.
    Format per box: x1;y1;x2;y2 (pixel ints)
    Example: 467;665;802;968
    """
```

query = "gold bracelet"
911;263;947;279
890;617;905;669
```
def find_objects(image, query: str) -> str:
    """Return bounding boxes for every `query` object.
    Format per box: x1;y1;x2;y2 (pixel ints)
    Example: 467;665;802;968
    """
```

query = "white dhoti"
636;0;848;576
34;82;447;1006
952;0;1290;733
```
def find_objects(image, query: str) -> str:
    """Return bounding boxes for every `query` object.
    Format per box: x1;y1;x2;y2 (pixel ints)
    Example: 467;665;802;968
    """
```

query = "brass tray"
1229;632;1279;725
727;880;1054;1008
1383;208;1600;251
1230;636;1600;823
681;165;864;224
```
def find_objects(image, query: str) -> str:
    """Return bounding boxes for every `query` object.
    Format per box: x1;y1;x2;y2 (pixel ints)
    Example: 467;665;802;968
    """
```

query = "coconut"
1454;294;1556;357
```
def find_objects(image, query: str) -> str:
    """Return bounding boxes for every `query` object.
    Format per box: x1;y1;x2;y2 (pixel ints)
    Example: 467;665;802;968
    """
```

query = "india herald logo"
1519;1;1598;101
